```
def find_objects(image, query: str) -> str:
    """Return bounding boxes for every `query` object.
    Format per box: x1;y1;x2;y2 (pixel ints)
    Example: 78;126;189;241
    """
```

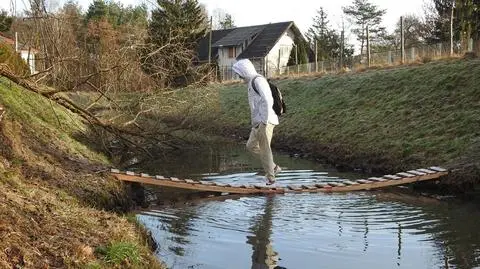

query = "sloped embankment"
0;76;164;268
181;59;480;192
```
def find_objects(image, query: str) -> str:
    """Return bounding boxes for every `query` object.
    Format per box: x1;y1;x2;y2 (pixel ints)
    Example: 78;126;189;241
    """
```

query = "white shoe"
266;177;276;185
274;165;282;175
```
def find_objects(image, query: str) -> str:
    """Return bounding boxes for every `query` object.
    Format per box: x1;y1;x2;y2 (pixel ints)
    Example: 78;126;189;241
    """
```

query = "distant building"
197;21;312;79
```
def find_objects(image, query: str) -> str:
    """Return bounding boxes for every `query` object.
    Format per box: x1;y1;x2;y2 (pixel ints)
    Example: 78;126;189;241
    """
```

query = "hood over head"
232;59;258;80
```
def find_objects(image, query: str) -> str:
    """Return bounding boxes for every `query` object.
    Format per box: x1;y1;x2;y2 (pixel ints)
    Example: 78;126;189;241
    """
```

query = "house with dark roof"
197;21;311;78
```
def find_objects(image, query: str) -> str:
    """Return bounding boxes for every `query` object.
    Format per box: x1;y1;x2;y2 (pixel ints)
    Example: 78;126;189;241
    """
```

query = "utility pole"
450;0;455;56
208;16;213;65
314;38;318;73
401;16;405;64
295;44;299;74
340;19;344;70
366;25;370;67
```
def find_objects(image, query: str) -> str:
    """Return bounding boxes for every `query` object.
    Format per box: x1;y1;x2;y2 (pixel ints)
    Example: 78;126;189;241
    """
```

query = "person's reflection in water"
247;195;286;269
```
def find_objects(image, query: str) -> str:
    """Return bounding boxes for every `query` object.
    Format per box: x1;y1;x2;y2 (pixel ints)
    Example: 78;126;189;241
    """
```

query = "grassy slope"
0;77;163;268
183;59;480;187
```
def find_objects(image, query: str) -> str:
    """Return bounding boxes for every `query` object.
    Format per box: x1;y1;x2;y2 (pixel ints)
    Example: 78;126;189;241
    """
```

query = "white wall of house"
216;29;297;79
20;50;36;74
217;45;244;67
265;29;295;76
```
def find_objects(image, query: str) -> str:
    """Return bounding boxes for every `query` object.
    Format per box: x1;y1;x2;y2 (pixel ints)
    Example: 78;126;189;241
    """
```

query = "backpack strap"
250;75;262;95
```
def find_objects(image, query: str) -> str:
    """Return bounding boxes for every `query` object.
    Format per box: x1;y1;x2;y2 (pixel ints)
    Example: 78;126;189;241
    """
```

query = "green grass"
97;242;142;265
0;77;108;164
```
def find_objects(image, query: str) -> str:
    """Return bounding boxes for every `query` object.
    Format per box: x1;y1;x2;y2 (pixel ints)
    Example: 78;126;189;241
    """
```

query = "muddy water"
134;143;480;269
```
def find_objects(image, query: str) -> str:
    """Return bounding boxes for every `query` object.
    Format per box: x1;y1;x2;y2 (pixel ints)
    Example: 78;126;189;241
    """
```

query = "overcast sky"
2;0;427;49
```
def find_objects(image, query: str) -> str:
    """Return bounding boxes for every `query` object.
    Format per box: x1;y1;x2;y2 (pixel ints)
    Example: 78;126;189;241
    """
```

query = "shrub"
0;43;30;76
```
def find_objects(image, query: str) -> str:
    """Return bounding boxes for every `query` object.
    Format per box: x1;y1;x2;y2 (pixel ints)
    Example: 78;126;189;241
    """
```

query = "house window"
228;47;236;58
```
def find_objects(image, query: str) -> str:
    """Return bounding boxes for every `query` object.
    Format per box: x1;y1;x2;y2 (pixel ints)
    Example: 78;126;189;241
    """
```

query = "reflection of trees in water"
247;196;285;269
397;223;402;267
363;218;369;253
375;194;480;269
137;144;252;178
165;208;197;257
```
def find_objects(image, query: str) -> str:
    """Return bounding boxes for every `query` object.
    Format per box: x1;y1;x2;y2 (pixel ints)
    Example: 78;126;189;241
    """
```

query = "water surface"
135;143;480;269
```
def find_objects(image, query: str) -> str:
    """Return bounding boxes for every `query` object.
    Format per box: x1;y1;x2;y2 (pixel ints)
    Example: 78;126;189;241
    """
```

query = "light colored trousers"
246;123;276;180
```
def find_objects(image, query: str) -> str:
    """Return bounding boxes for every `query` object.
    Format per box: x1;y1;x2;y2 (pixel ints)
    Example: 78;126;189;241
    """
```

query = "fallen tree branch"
0;66;181;153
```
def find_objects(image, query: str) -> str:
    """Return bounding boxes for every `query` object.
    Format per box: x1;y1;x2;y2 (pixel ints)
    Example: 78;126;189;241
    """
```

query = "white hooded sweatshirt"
232;59;279;127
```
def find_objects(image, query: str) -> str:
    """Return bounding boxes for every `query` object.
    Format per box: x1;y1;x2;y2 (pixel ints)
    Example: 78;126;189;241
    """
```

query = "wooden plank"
302;185;318;191
113;173;274;194
315;183;329;188
368;177;388;182
429;166;447;172
396;172;416;178
416;168;437;174
383;175;402;180
407;170;426;176
328;182;346;187
287;185;302;191
254;185;274;190
112;168;448;194
323;172;447;192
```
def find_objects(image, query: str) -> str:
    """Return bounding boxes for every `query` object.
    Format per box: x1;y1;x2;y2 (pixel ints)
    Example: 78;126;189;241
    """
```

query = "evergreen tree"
342;0;387;55
288;37;309;66
429;0;479;43
306;7;355;61
219;14;235;29
306;7;329;42
306;8;331;60
147;0;206;49
85;0;107;23
142;0;208;86
452;0;479;42
0;10;13;32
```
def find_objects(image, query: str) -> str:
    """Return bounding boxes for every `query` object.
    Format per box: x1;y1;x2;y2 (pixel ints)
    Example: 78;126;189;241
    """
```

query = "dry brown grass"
0;78;165;268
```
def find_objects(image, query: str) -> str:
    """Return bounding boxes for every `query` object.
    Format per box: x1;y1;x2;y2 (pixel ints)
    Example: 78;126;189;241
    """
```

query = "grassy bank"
0;77;164;268
165;59;480;191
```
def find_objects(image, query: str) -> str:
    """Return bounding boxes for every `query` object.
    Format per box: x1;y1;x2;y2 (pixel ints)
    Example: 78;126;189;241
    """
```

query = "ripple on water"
137;163;480;269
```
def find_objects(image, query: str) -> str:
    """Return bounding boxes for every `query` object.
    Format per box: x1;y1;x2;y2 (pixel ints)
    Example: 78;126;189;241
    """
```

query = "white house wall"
265;29;295;76
217;45;244;67
20;50;36;74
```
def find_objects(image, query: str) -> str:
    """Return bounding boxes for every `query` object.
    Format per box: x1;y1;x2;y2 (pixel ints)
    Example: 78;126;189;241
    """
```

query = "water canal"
131;143;480;269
